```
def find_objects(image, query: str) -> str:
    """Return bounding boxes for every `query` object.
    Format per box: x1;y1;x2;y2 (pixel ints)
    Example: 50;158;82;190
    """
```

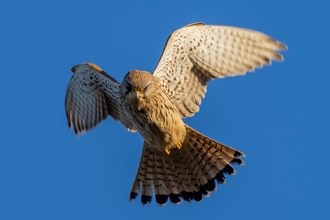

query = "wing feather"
65;63;136;135
153;23;287;117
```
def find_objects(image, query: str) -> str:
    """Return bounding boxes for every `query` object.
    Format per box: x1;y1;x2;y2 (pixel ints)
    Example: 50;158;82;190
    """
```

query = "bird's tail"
129;124;245;206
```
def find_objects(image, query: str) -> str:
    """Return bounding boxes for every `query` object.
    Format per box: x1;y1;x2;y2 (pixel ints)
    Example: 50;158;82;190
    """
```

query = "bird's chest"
122;92;185;151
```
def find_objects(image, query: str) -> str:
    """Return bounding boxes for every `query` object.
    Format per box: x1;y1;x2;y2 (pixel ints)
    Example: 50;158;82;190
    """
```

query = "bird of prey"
65;23;287;206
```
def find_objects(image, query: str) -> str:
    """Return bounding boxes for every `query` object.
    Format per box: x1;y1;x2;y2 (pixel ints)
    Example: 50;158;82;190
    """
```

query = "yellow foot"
176;141;182;150
164;141;182;154
165;147;171;155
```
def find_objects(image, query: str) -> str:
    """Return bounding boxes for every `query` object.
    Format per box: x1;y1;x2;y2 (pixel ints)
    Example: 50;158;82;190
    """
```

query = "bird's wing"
65;63;136;135
153;23;287;117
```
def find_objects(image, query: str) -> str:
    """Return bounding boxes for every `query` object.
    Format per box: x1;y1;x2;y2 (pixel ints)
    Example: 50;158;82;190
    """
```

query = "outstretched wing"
153;23;287;117
65;63;136;135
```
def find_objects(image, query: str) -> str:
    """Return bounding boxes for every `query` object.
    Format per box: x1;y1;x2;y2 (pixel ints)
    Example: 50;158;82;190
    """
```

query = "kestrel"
65;23;287;206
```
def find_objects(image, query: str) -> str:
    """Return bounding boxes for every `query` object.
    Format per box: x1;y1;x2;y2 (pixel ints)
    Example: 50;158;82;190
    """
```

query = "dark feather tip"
156;195;168;206
215;172;226;184
230;158;243;165
141;195;152;205
200;187;208;196
222;165;235;175
201;179;216;192
234;151;243;157
193;191;203;202
181;191;193;202
169;194;181;204
130;192;138;200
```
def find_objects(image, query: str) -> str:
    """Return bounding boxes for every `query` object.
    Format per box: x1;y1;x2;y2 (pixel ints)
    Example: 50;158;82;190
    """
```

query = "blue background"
1;0;329;219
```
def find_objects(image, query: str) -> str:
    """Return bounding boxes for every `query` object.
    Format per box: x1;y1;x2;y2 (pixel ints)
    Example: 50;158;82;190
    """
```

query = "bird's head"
121;70;154;102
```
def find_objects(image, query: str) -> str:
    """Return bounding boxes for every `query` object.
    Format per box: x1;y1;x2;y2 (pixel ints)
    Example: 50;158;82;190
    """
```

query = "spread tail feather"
129;124;245;206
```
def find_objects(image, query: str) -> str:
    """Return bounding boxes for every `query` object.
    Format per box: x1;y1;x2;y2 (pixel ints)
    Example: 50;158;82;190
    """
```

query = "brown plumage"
64;23;287;206
129;125;245;206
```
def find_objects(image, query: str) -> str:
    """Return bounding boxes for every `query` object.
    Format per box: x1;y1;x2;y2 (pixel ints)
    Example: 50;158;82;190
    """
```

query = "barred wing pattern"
153;23;287;117
65;63;136;135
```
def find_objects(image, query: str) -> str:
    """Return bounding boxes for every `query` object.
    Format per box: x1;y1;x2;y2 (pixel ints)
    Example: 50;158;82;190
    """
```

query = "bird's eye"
143;84;149;93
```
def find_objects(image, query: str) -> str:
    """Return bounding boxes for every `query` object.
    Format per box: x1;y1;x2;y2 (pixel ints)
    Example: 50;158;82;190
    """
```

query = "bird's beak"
133;90;141;99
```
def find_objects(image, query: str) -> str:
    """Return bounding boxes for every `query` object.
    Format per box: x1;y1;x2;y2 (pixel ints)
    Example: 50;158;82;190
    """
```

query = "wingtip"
67;122;72;130
278;42;288;51
230;158;245;166
234;151;246;158
222;164;236;175
184;22;205;28
71;64;79;73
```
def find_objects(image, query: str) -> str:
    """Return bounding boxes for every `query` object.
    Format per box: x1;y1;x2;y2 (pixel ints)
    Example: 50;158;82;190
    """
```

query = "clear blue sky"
1;0;329;219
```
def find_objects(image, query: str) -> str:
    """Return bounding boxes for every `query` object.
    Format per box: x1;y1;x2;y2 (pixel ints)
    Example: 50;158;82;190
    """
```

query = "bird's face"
121;70;153;103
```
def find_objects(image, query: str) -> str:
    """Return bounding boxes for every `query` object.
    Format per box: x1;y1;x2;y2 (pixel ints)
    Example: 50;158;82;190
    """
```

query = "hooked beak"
133;90;141;99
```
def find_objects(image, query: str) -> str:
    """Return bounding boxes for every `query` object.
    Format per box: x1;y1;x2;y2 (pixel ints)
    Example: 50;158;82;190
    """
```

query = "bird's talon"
165;148;171;155
176;141;182;149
